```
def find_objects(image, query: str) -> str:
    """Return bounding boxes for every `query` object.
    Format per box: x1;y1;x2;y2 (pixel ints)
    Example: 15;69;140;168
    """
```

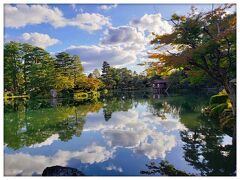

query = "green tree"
55;52;74;76
54;52;84;92
72;55;84;85
21;43;35;93
4;42;22;94
5;42;56;97
26;46;55;96
101;61;112;88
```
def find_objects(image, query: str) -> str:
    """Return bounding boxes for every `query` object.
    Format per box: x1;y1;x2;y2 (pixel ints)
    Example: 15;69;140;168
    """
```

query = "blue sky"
4;4;223;74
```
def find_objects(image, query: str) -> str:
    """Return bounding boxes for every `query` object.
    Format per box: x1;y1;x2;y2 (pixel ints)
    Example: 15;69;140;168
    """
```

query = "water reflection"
4;101;102;149
84;109;177;159
4;92;236;176
180;126;236;176
140;160;193;176
5;143;113;176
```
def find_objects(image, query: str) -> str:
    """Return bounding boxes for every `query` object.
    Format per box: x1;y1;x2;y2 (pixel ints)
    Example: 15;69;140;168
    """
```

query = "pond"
4;91;236;176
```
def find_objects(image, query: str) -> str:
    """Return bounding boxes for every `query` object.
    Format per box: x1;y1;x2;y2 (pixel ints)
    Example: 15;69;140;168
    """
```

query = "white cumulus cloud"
20;32;60;49
65;25;149;72
98;4;118;11
65;45;137;71
4;4;66;28
130;13;172;35
5;4;111;32
68;13;110;32
101;26;145;45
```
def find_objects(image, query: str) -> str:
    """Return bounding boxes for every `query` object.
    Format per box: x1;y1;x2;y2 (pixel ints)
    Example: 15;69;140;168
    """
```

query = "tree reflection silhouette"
140;161;193;176
102;95;134;121
142;94;236;176
180;126;236;176
4;100;103;149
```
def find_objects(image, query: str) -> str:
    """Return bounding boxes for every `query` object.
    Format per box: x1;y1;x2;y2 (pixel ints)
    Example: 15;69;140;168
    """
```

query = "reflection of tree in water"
148;93;210;117
101;90;153;121
141;125;236;176
103;109;112;121
148;101;180;120
176;94;236;176
180;125;236;176
140;161;193;176
4;100;103;149
143;93;236;176
102;96;134;121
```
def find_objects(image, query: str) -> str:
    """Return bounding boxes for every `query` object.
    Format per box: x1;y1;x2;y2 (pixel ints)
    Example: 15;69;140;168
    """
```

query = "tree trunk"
224;80;236;145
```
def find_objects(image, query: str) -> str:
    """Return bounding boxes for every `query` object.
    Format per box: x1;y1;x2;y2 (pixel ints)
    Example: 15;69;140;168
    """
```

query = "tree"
72;55;84;85
4;42;22;94
149;5;236;116
54;52;84;92
54;75;75;92
26;46;56;96
21;43;35;93
4;42;101;98
101;61;112;88
55;52;74;76
4;42;56;96
75;75;103;91
101;61;110;75
92;68;101;78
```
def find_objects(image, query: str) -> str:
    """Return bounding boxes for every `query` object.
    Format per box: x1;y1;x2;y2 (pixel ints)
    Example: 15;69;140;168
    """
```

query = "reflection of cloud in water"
103;129;147;148
72;143;113;164
84;110;180;160
135;132;176;159
29;134;59;148
84;110;139;132
105;165;123;172
141;112;186;132
222;135;232;146
5;143;113;176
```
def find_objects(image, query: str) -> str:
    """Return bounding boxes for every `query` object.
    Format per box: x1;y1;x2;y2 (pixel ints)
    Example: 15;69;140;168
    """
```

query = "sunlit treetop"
148;4;236;82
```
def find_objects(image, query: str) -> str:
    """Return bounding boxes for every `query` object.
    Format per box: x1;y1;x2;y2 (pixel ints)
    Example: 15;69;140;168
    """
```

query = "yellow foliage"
75;75;103;91
54;75;74;91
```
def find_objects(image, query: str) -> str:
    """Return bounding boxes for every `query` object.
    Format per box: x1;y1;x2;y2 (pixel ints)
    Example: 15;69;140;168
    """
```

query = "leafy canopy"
148;4;236;84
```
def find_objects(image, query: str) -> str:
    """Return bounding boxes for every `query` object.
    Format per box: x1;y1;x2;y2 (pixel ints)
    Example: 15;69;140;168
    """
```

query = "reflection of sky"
5;143;113;176
222;135;232;146
3;103;204;175
29;134;59;148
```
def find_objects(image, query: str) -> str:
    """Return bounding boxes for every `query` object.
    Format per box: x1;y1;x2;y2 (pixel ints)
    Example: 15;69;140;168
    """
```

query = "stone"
42;166;85;176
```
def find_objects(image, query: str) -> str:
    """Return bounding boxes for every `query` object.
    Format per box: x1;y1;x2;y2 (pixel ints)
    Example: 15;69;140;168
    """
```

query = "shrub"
209;103;228;119
220;109;235;128
210;94;228;105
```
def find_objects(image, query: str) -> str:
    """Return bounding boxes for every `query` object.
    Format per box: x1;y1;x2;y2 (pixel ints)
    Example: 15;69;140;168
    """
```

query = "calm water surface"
4;92;236;176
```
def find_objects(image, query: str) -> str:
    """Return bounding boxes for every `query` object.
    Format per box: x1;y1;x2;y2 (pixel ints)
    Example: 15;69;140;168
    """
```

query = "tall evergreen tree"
101;61;111;87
